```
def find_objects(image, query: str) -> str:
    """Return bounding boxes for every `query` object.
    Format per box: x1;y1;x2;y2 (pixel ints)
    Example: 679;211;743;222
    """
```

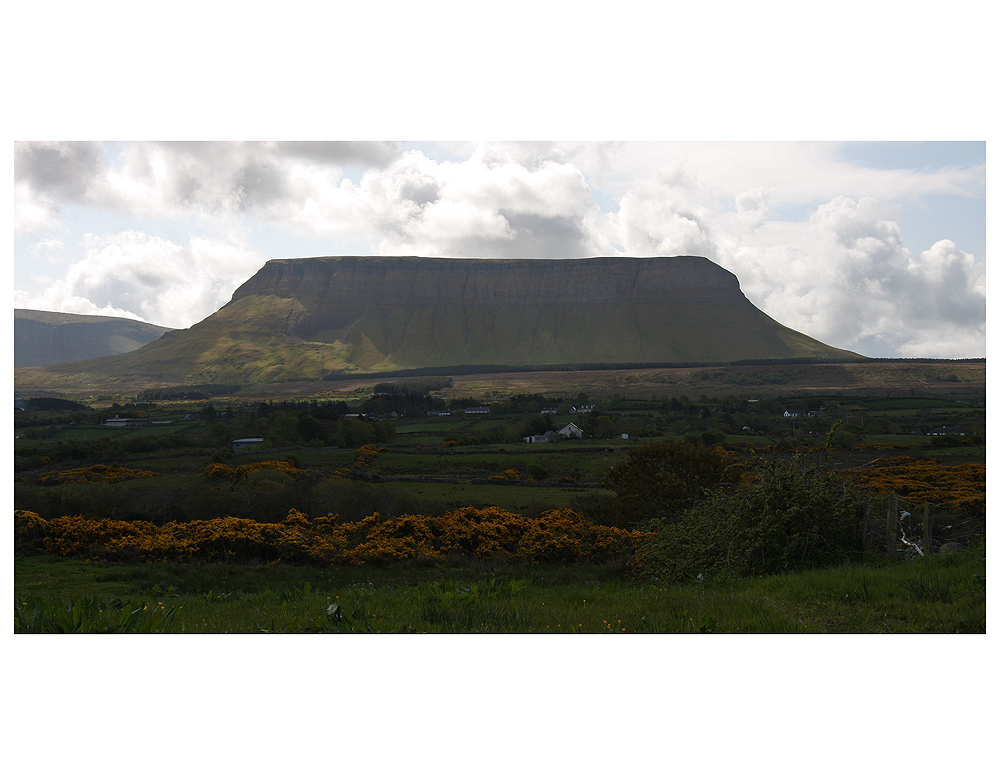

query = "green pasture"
870;409;986;424
229;442;633;484
361;480;611;514
14;460;611;523
919;445;987;463
14;546;986;633
394;415;512;435
862;434;929;445
16;421;201;446
121;454;221;475
362;446;630;482
239;446;357;471
856;396;971;411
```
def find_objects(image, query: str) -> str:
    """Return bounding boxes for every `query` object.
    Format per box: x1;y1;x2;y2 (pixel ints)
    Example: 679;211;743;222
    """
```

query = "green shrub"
525;463;549;481
603;440;741;528
241;468;295;491
636;458;870;582
568;492;618;526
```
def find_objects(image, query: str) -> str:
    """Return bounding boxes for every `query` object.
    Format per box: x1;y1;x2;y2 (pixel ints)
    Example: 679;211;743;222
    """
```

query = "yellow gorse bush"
850;442;921;452
845;456;985;515
15;505;649;566
488;468;521;481
354;445;389;467
202;460;307;482
36;464;156;486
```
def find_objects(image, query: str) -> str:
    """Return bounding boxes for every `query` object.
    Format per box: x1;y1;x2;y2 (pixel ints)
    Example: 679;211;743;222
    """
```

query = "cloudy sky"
14;140;985;357
9;5;991;361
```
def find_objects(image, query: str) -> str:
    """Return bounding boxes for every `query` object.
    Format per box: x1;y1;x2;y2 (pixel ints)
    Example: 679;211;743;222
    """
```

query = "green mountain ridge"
14;256;861;391
14;309;174;368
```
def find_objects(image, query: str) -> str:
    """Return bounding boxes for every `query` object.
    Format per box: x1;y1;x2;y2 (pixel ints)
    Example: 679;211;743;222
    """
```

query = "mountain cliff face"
231;255;742;309
14;309;173;367
13;256;860;390
218;255;851;371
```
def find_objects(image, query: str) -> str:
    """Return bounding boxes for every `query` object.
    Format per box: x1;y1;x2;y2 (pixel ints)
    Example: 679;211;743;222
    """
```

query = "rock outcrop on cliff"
14;256;860;390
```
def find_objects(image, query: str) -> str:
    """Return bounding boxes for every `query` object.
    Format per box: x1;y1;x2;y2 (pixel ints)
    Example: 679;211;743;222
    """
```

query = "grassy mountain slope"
14;256;861;392
15;309;174;367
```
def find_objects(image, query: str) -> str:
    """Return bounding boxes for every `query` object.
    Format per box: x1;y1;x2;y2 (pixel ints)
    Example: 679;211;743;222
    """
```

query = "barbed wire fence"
866;493;986;559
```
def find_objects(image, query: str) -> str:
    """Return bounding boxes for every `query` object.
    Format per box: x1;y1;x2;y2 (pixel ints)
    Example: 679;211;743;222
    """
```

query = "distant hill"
14;309;174;367
13;256;862;391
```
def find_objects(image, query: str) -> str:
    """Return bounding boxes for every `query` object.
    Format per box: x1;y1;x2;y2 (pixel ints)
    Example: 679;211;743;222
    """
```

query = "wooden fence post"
923;502;933;555
886;493;897;559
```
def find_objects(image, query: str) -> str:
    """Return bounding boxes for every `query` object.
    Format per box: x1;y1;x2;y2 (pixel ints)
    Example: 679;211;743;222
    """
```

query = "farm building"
523;430;560;443
558;422;584;439
103;416;151;428
928;426;967;436
232;437;265;451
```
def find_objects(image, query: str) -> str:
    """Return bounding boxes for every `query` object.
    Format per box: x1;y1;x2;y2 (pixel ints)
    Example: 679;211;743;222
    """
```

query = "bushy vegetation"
201;460;310;483
371;377;454;396
14;430;203;470
136;384;241;401
14;595;178;633
15;452;450;526
603;440;742;528
18;397;92;412
15;505;647;567
12;371;986;635
845;456;985;516
35;464;156;486
634;457;872;583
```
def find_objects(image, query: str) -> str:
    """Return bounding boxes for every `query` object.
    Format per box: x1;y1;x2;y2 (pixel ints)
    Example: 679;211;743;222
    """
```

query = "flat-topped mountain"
13;256;861;391
14;309;174;367
235;254;740;308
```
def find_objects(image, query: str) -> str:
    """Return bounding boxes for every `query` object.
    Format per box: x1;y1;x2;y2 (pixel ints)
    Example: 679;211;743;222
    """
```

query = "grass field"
14;546;986;633
362;480;612;514
14;362;986;636
11;361;987;775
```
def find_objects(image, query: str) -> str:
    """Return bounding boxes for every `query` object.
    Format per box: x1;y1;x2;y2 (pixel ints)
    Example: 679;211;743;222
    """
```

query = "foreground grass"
14;547;985;633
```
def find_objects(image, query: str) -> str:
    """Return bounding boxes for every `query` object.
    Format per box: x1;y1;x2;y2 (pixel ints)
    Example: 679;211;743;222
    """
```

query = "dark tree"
603;440;741;527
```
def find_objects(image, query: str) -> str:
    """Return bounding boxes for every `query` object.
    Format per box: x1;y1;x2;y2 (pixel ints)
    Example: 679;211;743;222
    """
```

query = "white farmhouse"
558;422;584;439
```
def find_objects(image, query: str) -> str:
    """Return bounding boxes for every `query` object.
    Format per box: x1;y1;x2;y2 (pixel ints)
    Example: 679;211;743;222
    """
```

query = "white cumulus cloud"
271;146;615;257
14;231;264;329
713;196;985;357
12;141;986;357
609;164;719;258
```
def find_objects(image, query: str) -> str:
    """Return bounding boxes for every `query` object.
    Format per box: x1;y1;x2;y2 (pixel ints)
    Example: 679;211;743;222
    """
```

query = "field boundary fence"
869;493;986;559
